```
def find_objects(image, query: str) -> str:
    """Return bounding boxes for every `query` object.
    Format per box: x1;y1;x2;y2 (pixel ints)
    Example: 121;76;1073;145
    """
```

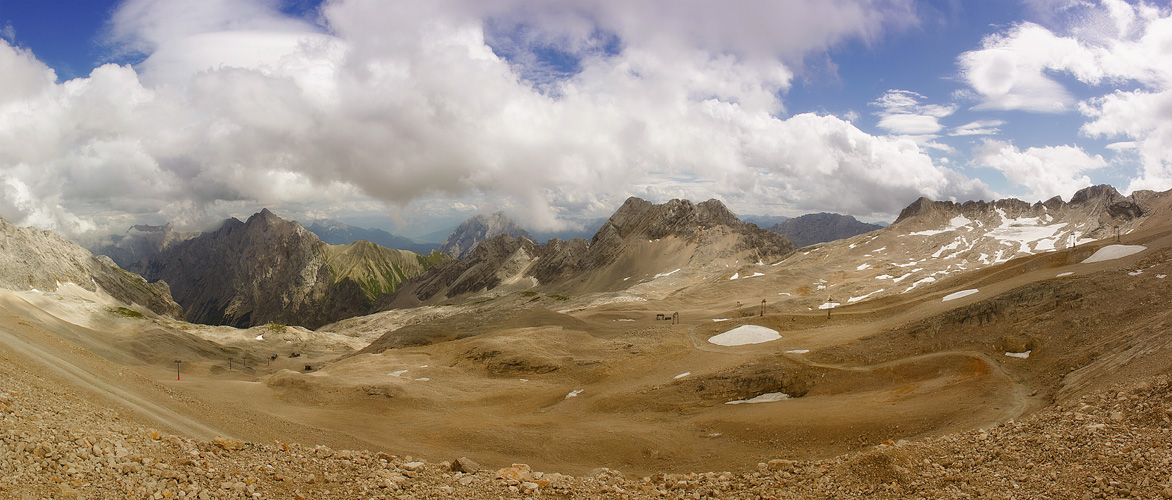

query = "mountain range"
131;209;443;329
303;219;437;255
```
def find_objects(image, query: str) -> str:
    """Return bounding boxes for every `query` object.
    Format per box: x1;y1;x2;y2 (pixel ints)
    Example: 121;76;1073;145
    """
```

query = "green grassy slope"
324;240;447;302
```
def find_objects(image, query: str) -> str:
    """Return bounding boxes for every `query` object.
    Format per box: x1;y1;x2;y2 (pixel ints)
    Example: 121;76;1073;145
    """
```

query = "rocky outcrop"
439;213;533;258
0;216;183;318
767;213;883;248
134;209;438;329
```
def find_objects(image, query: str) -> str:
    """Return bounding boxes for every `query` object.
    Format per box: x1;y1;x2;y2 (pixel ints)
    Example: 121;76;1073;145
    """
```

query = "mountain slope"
134;209;438;329
324;241;446;301
768;213;883;248
0;215;183;318
438;212;533;258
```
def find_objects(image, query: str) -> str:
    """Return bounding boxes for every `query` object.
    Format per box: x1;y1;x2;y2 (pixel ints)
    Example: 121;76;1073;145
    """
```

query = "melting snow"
988;209;1068;256
565;389;584;399
903;276;936;292
726;392;790;405
654;269;682;279
777;292;791;296
389;370;408;377
1157;275;1167;279
1129;270;1143;276
729;273;740;280
1056;272;1074;277
857;263;871;271
708;325;781;346
674;372;691;379
1082;245;1146;263
712;318;731;322
848;290;884;303
1005;351;1031;359
255;335;264;341
414;377;430;381
615;318;635;322
817;302;840;310
786;349;809;354
876;275;893;280
746;272;765;278
942;289;978;302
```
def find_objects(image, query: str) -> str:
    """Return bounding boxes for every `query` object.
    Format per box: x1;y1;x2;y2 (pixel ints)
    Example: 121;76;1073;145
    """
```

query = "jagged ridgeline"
380;197;795;308
134;209;446;329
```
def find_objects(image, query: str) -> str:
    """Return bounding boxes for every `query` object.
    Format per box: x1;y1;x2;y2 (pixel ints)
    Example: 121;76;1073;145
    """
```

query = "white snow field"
726;392;791;405
708;325;781;346
1082;245;1146;263
942;289;979;302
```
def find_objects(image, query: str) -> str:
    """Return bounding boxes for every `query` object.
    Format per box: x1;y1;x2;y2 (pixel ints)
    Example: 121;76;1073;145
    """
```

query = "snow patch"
785;349;809;354
903;276;936;292
848;290;884;303
726;392;790;405
712;318;731;322
414;377;430;381
389;370;408;377
674;372;691;379
255;335;264;341
708;325;781;346
729;273;739;280
1082;245;1146;263
817;302;840;310
856;263;871;271
1005;351;1031;359
565;389;584;399
1129;270;1143;276
1056;272;1074;277
875;274;893;280
654;269;682;279
942;289;978;302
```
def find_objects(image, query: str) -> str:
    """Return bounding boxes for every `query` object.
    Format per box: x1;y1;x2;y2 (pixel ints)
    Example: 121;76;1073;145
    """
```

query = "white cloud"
956;1;1172;195
0;0;987;237
950;119;1004;136
975;139;1108;201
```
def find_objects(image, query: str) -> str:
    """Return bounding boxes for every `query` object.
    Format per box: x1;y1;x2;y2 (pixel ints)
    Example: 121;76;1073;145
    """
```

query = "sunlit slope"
324;241;446;302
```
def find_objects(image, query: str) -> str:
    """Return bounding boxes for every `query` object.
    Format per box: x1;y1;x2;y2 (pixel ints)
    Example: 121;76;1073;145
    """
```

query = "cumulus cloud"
1;0;991;237
975;139;1108;201
957;0;1172;195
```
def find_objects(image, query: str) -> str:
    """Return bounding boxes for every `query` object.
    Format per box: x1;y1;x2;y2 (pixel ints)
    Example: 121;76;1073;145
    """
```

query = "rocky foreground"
4;352;1172;500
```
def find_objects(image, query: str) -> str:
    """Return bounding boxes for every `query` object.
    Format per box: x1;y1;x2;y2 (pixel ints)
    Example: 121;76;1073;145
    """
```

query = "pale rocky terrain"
2;187;1172;499
5;339;1172;499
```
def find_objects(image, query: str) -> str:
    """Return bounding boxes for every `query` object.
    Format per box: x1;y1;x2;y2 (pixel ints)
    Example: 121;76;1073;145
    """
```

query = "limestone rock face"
438;212;533;259
767;213;883;248
0;216;183;318
134;209;438;329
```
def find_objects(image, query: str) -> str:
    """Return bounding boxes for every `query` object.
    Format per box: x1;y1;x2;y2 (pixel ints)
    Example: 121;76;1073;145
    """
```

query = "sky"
0;0;1170;241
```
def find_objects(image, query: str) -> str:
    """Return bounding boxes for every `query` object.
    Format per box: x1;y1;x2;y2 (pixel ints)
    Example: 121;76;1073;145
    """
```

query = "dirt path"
0;325;227;440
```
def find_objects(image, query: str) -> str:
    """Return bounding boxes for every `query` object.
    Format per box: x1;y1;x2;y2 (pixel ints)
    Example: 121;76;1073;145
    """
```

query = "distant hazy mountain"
530;217;608;244
304;219;436;254
739;214;790;229
134;209;443;329
767;213;883;248
0;215;183;319
438;212;533;258
85;223;201;269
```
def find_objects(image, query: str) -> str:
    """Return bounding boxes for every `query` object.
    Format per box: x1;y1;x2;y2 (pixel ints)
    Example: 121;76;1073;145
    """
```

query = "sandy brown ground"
1;220;1170;496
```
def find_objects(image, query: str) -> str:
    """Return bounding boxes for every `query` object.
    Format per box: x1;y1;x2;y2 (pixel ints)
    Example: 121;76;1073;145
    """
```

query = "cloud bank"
3;0;990;236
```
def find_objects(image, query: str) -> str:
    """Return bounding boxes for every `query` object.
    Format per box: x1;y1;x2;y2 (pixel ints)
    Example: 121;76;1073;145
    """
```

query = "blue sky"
0;0;1169;239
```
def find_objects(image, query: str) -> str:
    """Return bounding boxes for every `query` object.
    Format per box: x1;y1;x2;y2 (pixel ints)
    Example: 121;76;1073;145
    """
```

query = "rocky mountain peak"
439;212;533;258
